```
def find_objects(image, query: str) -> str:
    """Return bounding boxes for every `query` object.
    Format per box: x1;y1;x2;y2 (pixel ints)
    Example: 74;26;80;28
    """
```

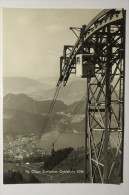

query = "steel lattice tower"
57;9;125;183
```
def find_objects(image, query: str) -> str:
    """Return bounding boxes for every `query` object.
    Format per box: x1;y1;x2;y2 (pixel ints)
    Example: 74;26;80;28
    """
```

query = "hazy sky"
3;8;101;79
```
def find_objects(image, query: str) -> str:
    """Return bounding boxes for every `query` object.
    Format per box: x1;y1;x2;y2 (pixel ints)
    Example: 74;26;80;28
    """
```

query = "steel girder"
85;14;125;184
57;9;125;183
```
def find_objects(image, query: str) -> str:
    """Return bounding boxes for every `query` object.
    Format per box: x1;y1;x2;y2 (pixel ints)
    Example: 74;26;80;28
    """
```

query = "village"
3;134;45;163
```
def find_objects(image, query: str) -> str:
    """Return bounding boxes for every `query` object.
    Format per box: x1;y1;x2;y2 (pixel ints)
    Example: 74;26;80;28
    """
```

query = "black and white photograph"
0;0;129;195
2;7;126;184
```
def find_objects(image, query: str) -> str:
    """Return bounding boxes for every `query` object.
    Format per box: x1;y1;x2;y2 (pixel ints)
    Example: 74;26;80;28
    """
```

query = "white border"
0;0;129;195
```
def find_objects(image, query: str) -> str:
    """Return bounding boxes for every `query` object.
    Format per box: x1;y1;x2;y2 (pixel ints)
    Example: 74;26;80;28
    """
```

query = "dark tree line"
3;170;40;184
43;147;73;170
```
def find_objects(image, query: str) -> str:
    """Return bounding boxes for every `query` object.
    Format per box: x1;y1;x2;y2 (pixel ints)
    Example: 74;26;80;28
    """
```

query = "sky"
3;8;101;79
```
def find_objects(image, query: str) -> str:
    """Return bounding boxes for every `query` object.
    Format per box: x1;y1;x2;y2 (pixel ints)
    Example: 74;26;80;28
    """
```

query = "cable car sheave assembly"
56;9;125;183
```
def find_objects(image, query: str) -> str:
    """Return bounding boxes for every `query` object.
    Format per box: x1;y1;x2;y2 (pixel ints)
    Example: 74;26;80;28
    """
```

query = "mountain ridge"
4;93;68;114
3;76;87;105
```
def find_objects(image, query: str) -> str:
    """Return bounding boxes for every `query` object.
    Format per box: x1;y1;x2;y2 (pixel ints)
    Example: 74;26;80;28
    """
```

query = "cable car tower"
57;9;125;183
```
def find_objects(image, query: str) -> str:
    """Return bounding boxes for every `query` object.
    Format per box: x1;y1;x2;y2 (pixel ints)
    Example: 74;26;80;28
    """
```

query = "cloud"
45;24;64;33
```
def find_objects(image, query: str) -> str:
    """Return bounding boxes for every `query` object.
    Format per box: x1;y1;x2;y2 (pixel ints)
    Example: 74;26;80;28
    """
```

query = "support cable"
45;93;87;154
40;84;62;137
45;77;99;154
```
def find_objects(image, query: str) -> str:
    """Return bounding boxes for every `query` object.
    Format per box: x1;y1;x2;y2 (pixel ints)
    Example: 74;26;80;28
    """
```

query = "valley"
3;76;120;183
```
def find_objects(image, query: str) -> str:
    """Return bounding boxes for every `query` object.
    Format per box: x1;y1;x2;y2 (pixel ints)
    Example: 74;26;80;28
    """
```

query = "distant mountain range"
3;76;87;105
3;76;119;105
3;77;54;96
4;93;67;114
3;76;119;139
3;93;85;136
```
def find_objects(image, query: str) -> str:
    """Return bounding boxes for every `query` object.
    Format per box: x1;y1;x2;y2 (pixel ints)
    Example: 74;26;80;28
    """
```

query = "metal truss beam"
57;9;125;184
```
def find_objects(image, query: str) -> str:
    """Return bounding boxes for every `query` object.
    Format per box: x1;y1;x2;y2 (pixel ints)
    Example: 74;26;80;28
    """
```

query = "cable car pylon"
57;9;125;184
